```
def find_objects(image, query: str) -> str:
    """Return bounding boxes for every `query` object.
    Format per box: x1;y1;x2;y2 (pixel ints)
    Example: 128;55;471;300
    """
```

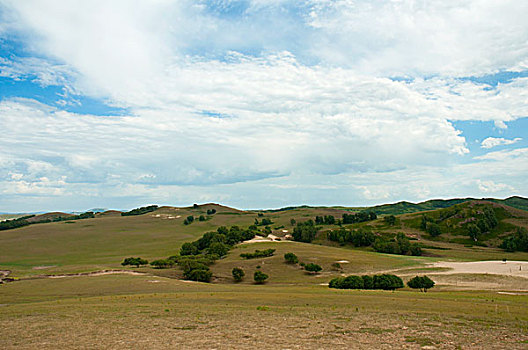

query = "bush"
341;275;363;289
384;215;396;226
304;263;322;273
329;274;403;291
185;268;212;282
150;259;174;269
180;242;199;256
206;209;216;215
121;205;158;216
284;252;299;264
183;215;194;225
232;267;245;282
407;275;435;292
254;270;269;284
121;257;149;267
240;249;275;259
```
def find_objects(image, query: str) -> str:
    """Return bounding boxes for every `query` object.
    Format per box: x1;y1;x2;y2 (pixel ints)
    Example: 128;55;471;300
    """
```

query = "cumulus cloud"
481;137;522;149
0;0;526;210
477;180;514;193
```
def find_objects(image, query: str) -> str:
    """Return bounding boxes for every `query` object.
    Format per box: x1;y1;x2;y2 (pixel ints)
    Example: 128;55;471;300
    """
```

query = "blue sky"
0;0;527;212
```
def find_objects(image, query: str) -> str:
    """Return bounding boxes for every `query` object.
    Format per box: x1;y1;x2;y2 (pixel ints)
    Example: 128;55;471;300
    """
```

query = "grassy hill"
1;200;528;348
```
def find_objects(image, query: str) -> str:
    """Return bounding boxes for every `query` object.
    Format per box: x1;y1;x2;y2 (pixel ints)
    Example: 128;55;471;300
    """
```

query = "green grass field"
1;202;528;348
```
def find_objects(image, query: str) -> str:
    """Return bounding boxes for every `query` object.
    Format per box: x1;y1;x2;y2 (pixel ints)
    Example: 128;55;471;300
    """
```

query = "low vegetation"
240;248;276;259
329;274;404;291
407;275;435;292
121;205;158;216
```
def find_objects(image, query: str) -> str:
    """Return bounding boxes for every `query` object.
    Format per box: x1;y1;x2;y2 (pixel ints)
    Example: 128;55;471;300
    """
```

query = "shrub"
284;252;299;264
331;262;342;270
183;215;194;225
329;274;403;291
341;275;364;289
232;267;245;282
150;259;174;269
304;263;322;273
240;249;276;259
121;205;158;216
254;271;269;284
407;275;435;292
180;242;199;256
185;268;212;282
121;257;148;267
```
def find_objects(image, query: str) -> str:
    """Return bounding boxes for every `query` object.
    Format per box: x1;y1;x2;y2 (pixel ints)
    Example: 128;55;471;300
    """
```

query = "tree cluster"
315;215;335;225
372;233;422;256
407;275;435;292
255;218;273;226
206;208;217;215
240;248;276;259
121;205;158;216
121;257;149;267
329;274;404;291
465;207;498;241
501;227;528;252
342;211;377;224
0;215;34;231
327;227;376;247
421;215;442;237
292;220;319;243
383;215;396;226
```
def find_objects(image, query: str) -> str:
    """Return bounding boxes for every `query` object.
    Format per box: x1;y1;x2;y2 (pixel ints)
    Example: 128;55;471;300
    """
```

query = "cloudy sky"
0;0;527;212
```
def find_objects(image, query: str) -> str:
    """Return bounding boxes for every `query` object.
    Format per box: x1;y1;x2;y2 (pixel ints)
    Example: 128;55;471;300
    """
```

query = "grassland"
1;201;528;348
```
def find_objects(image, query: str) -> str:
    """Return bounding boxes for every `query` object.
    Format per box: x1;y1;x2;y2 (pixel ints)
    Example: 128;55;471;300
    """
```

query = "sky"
0;0;527;212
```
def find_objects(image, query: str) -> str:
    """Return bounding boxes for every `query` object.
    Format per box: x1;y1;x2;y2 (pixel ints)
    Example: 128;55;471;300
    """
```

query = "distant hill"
367;196;528;216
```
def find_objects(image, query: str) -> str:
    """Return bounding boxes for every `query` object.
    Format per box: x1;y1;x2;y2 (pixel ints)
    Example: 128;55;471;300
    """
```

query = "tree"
208;242;229;257
254;270;269;284
284;252;299;264
121;257;148;268
467;224;481;242
150;259;173;269
407;275;435;292
427;223;442;237
292;220;318;243
290;218;296;226
232;267;245;282
384;215;396;226
183;215;194;225
304;263;322;274
185;268;212;282
180;242;199;256
199;215;206;221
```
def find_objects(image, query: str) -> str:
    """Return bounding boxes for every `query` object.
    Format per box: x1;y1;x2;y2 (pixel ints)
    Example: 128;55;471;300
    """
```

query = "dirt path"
430;260;528;279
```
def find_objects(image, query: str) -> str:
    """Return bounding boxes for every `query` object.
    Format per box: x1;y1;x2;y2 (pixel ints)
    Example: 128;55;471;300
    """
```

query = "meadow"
1;201;528;349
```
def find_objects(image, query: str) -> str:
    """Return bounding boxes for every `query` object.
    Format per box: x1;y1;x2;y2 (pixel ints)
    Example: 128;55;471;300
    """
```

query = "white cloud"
481;137;522;149
477;180;514;193
0;0;527;210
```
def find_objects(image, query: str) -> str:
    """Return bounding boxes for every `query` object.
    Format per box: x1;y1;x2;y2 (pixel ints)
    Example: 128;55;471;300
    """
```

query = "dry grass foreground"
1;274;528;349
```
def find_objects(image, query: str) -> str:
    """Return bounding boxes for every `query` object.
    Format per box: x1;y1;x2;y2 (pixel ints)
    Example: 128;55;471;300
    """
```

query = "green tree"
208;242;229;257
198;215;206;221
180;242;199;256
232;267;245;282
384;215;396;226
407;275;435;292
121;257;148;268
254;270;269;284
284;252;299;264
304;263;322;274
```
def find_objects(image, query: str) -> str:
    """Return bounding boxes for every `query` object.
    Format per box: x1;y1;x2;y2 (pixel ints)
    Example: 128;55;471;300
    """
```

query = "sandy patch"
336;260;350;264
40;270;148;279
32;265;56;270
431;260;528;279
282;229;289;233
